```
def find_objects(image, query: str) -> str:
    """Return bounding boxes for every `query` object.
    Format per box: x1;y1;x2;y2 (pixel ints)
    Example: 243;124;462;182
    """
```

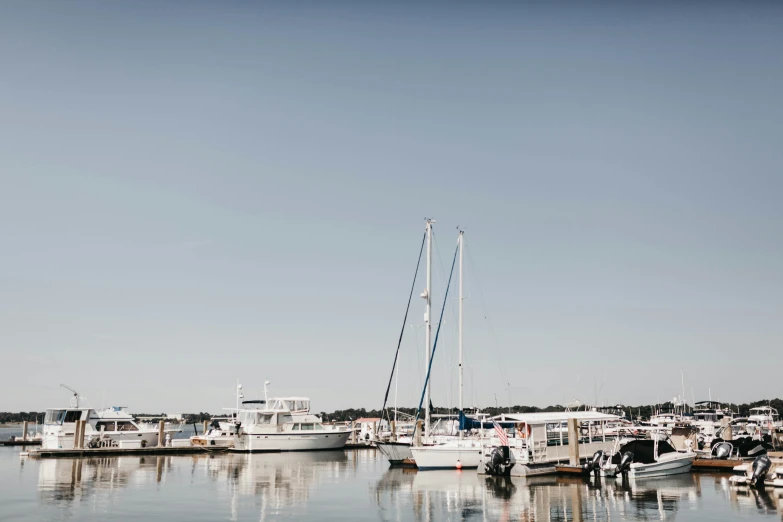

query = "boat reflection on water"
714;473;783;518
203;450;351;520
37;455;173;503
374;469;702;521
35;450;359;520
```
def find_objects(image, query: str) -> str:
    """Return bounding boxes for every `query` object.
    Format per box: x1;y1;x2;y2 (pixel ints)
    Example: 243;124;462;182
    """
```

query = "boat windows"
300;423;315;431
61;410;82;423
116;421;138;432
95;421;116;431
292;424;300;430
45;409;65;424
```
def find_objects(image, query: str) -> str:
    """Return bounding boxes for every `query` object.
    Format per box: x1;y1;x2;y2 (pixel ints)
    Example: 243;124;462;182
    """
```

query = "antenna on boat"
236;381;243;412
60;384;80;408
264;380;271;403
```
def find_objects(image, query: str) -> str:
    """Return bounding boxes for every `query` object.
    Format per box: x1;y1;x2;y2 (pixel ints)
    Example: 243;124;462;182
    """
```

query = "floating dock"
24;446;223;458
1;439;42;447
692;456;747;471
25;443;374;458
555;464;586;475
344;443;377;450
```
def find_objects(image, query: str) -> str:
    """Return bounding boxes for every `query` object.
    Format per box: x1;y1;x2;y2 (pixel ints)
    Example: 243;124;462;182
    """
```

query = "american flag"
493;420;508;446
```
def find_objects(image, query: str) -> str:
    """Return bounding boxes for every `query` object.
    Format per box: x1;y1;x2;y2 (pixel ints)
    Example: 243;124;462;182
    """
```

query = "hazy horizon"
2;2;782;413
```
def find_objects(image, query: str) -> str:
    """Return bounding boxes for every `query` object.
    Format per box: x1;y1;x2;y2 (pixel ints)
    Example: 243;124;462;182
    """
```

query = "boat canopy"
458;411;516;430
496;411;621;425
612;439;677;465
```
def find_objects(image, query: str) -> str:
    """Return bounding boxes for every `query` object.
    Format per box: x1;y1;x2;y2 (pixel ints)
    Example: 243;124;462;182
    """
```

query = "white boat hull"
410;440;483;470
233;431;351;452
630;453;695;478
377;442;413;464
604;453;695;479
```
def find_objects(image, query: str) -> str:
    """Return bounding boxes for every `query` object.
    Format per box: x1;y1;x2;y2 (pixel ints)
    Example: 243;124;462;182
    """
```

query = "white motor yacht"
42;406;182;449
747;406;781;435
228;383;351;452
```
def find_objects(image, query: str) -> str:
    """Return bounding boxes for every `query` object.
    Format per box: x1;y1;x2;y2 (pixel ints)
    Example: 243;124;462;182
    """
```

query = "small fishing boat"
190;416;236;447
600;430;695;479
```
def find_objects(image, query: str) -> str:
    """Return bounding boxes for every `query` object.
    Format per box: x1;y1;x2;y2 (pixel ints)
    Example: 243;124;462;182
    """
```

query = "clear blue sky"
2;2;782;413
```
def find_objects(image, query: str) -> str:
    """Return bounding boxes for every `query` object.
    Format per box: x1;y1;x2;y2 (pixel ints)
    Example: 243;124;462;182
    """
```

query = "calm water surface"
1;442;782;521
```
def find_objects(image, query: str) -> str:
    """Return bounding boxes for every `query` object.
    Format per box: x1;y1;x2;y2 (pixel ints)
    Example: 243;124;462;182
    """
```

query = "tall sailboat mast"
458;229;464;438
423;218;434;440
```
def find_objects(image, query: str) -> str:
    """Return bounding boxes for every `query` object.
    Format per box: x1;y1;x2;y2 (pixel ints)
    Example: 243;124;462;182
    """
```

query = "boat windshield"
239;411;274;425
44;409;82;424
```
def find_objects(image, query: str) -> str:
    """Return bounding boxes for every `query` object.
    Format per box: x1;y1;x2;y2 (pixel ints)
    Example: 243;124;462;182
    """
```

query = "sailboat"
409;229;484;470
377;219;434;466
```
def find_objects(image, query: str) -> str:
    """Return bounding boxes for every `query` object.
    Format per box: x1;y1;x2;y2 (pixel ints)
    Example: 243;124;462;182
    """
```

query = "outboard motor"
484;446;512;476
589;450;605;474
713;442;733;460
617;451;634;475
751;454;772;488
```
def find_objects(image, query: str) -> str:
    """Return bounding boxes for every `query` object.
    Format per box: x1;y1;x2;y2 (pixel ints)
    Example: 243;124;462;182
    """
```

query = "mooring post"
350;421;356;445
568;418;580;466
158;420;165;447
391;420;396;442
72;420;81;449
22;421;29;442
203;420;208;436
720;417;732;441
414;420;423;446
78;420;86;449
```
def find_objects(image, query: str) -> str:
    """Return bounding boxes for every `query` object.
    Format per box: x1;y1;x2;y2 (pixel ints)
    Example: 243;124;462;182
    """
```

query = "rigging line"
411;239;459;440
379;230;427;424
465;245;512;403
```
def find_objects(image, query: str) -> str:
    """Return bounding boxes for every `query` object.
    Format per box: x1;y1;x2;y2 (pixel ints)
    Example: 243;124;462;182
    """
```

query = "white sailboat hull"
233;431;351;452
410;440;483;470
377;442;413;464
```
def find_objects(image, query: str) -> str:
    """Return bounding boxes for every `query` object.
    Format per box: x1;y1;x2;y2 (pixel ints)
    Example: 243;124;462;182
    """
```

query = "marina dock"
0;439;41;447
24;446;223;458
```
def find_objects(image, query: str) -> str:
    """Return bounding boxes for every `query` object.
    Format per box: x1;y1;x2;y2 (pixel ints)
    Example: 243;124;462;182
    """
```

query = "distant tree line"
318;398;783;423
4;399;780;424
0;412;45;423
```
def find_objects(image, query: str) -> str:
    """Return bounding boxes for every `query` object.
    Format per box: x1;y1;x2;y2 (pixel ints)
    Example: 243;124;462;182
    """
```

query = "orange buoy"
456;460;462;470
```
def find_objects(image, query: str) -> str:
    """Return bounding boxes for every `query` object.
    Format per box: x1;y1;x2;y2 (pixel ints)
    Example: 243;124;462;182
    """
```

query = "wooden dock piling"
78;420;86;449
22;421;28;442
157;420;165;447
73;420;85;449
567;418;580;466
